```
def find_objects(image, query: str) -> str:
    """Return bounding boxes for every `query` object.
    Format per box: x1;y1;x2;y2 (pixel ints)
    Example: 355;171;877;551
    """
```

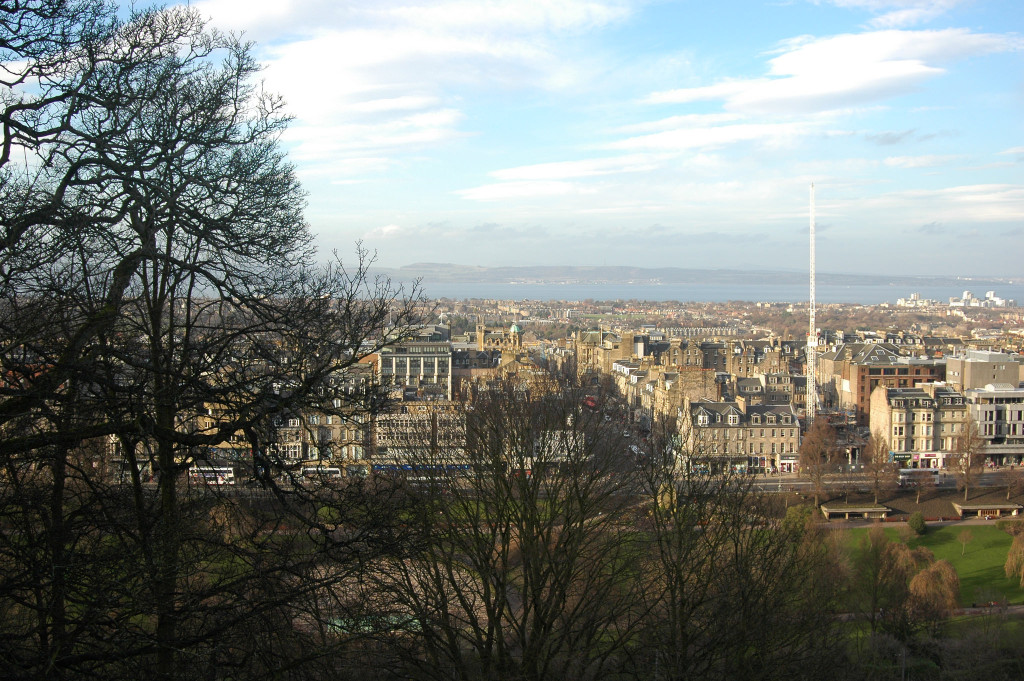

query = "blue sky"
184;0;1023;277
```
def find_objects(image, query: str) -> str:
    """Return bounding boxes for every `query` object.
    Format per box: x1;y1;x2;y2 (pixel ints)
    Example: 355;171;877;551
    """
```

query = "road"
746;469;1014;493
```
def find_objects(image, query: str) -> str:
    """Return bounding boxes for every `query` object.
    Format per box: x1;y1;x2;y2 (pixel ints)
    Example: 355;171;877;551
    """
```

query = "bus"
189;465;236;486
898;468;940;486
301;466;343;482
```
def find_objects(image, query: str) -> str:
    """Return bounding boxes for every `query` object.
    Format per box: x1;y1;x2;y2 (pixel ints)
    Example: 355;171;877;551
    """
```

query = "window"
728;414;739;425
697;414;709;426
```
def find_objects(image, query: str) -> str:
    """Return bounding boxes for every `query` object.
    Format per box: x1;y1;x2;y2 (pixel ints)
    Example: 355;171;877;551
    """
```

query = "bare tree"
908;469;937;505
863;431;898;504
799;417;838;507
999;467;1024;501
365;376;645;681
952;418;987;502
632;415;843;681
0;6;421;679
958;528;974;556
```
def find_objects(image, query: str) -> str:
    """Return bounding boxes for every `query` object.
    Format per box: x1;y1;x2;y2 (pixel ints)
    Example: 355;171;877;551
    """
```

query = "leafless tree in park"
958;528;974;557
909;469;937;505
952;418;987;502
361;374;646;681
799;417;838;507
863;431;898;504
628;414;844;681
999;466;1024;501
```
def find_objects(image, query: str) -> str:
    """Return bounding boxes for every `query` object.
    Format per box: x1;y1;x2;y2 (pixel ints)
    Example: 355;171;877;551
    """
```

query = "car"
623;431;631;438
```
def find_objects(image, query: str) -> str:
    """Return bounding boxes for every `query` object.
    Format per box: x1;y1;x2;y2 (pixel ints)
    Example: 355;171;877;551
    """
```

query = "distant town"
169;286;1021;484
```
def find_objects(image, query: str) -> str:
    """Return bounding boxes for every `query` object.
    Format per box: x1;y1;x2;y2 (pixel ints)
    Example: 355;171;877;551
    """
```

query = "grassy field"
844;524;1024;606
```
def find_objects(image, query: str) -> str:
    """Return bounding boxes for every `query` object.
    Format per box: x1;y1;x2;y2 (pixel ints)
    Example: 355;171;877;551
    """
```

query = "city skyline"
186;0;1023;276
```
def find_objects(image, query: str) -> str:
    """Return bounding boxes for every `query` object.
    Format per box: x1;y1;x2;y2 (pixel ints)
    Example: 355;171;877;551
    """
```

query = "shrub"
908;511;927;535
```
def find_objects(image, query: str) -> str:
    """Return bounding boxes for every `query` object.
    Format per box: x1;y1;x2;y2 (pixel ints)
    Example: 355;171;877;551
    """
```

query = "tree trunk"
154;401;180;680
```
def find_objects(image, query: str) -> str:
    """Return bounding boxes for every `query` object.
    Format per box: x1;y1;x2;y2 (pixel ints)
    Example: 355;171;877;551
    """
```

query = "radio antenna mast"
807;183;817;425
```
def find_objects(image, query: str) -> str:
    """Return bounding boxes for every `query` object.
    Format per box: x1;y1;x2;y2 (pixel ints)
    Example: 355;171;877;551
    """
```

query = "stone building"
680;398;800;474
378;340;453;400
868;383;967;469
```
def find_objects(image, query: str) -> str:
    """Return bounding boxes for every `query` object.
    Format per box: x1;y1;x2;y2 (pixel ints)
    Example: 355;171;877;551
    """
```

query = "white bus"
898;468;939;486
189;465;236;486
301;466;343;481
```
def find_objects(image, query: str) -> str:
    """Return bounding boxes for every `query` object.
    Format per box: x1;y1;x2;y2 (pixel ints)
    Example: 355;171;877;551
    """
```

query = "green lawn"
844;524;1024;606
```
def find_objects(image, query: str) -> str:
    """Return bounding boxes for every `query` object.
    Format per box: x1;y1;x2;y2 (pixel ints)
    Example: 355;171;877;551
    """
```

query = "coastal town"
170;287;1024;493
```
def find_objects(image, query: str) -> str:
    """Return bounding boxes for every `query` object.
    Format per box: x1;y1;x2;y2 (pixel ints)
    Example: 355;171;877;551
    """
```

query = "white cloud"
615;113;744;134
382;0;632;33
883;154;960;168
364;224;404;239
865;184;1024;222
609;121;816;152
821;1;966;28
456;180;594;202
283;109;467;162
649;29;1020;115
490;154;665;181
194;1;640;184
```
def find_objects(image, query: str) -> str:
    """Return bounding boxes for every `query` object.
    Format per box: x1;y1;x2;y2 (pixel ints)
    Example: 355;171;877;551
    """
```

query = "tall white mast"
807;183;817;424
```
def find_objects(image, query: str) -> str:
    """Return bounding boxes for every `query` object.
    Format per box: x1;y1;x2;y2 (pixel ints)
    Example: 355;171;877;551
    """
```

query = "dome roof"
510;323;521;333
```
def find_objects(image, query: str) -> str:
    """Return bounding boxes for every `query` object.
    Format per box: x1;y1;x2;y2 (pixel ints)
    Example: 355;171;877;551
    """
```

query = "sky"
180;0;1023;277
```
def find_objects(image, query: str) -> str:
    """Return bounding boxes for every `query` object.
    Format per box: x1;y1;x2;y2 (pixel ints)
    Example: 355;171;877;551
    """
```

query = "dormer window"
752;414;761;424
697;413;709;426
728;414;739;425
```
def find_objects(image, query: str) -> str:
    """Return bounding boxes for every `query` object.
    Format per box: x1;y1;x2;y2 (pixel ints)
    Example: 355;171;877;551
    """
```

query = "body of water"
416;281;1024;306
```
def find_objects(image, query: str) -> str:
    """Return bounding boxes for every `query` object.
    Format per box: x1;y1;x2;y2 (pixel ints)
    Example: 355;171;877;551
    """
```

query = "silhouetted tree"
364;375;644;681
0;6;420;679
632;415;843;681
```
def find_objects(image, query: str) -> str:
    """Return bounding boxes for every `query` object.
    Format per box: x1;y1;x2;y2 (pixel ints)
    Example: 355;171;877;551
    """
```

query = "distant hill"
372;263;1009;288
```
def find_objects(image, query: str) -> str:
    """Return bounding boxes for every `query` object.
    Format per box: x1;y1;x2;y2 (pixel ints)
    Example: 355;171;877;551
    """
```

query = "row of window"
710;442;796;455
696;413;793;426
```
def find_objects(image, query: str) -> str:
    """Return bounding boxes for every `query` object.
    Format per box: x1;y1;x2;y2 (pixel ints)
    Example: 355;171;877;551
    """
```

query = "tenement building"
680;398;800;474
868;383;967;469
